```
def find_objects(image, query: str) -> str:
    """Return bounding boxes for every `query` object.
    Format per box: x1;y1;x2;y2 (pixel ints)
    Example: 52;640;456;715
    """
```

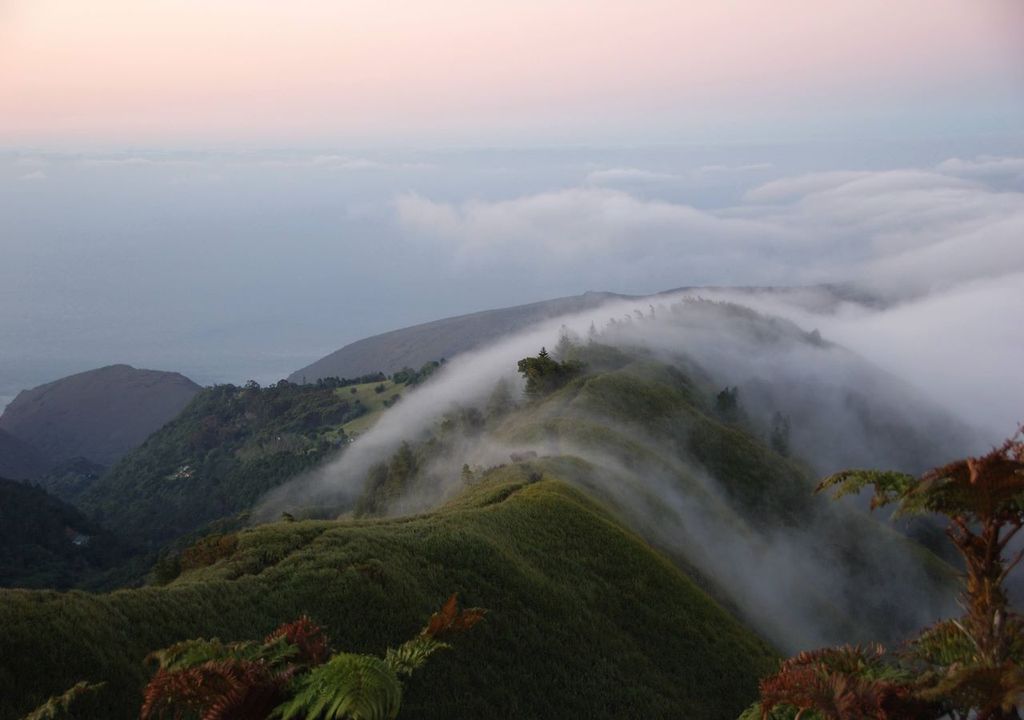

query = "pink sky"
2;0;1022;146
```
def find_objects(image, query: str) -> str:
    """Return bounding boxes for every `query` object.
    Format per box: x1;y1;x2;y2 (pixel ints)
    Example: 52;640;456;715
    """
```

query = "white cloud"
584;163;773;188
398;164;1024;298
257;154;431;170
695;162;774;176
80;156;202;167
936;155;1024;180
396;187;796;288
584;167;679;186
19;170;46;182
742;171;874;203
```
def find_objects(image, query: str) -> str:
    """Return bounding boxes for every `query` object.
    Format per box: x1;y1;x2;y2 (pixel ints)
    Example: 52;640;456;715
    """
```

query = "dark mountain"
0;428;46;480
288;291;626;383
0;364;201;468
0;477;127;590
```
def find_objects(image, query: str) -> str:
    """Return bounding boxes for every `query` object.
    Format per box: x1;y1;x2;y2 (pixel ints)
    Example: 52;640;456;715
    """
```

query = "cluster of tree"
516;348;584;400
391;360;443;386
22;595;484;720
356;401;497;516
741;429;1024;719
714;387;791;456
715;386;741;423
0;477;128;589
306;372;388;390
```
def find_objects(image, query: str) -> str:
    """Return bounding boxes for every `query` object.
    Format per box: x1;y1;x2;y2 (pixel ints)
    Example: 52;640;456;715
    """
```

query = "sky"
2;0;1023;147
1;1;1022;436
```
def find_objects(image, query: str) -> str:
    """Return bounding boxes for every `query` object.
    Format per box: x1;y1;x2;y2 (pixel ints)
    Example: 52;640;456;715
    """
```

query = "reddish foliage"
179;534;239;571
758;646;939;720
141;660;294;720
423;593;487;639
264;615;330;666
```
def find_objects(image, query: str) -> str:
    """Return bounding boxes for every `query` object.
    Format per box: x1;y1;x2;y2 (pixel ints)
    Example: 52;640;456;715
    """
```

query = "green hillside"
1;309;964;719
75;369;437;553
77;381;368;549
0;471;776;720
350;340;957;651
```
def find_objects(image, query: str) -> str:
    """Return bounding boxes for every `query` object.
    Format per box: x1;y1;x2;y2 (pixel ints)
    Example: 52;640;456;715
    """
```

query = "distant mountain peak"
0;365;201;468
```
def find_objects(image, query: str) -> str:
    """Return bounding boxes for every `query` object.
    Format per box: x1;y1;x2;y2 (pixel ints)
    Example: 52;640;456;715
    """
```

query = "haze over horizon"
2;1;1023;437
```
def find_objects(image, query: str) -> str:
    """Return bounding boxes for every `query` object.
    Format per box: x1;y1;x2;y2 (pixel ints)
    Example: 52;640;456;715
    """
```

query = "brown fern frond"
917;661;1024;718
265;615;330;666
141;659;292;720
758;645;939;720
422;593;486;639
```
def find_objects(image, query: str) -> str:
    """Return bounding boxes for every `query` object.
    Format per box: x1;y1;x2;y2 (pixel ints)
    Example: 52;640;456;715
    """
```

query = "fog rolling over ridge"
257;293;979;652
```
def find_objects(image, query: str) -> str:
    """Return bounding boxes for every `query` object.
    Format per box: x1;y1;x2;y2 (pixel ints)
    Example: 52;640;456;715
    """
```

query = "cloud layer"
396;158;1024;435
399;161;1024;300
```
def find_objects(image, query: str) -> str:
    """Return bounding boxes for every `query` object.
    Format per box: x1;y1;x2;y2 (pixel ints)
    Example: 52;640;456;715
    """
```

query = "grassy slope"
359;346;955;648
0;470;776;720
337;379;405;436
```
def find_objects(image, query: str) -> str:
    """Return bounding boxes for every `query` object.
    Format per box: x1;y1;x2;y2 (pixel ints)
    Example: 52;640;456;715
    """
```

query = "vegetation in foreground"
0;471;776;720
741;430;1024;719
136;594;482;720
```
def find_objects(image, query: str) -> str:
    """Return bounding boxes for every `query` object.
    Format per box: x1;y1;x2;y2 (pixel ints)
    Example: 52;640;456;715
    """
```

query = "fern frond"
147;638;274;671
917;661;1024;717
816;470;916;513
141;659;293;720
758;645;937;719
906;620;977;667
384;636;449;678
265;615;330;666
274;653;402;720
21;681;105;720
422;593;486;639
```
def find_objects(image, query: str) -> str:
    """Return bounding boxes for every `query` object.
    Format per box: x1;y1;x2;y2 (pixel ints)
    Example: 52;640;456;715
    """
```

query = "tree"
769;412;791;457
715;386;740;423
553;325;578;361
485;379;515;420
516;348;583;400
744;429;1024;720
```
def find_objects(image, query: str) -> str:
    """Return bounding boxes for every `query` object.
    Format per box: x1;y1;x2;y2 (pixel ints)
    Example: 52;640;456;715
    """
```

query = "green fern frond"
816;470;917;513
384;636;449;678
147;638;241;670
735;702;804;720
274;653;402;720
21;681;105;720
148;636;299;672
259;636;305;669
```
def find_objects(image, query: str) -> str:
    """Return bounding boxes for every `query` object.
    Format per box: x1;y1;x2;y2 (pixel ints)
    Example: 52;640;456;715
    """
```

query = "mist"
254;293;987;651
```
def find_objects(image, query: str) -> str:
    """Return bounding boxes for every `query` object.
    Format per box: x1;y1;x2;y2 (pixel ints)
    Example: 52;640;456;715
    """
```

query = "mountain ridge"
287;291;628;383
